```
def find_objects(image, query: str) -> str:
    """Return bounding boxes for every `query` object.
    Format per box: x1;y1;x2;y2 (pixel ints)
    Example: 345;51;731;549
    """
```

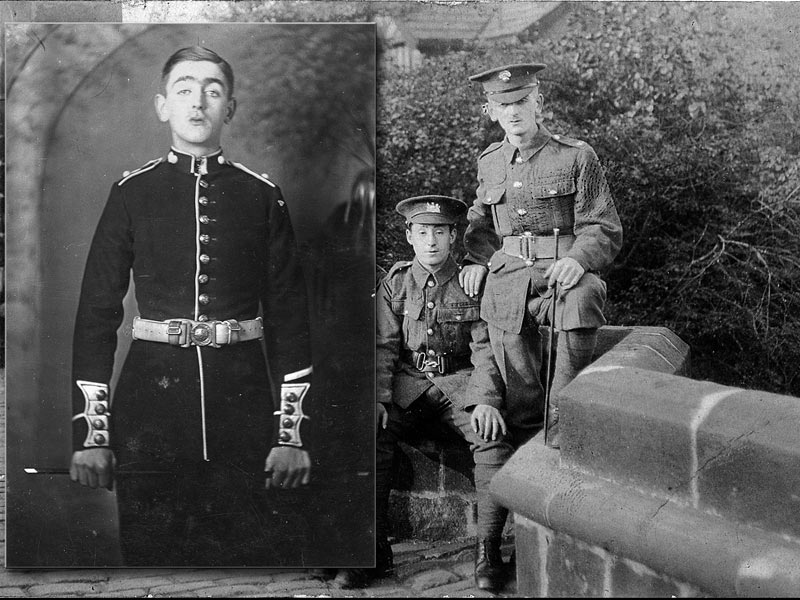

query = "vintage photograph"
5;21;376;568
3;0;800;597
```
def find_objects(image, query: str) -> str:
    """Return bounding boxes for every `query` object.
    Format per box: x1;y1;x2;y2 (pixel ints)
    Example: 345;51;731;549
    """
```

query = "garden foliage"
376;2;800;396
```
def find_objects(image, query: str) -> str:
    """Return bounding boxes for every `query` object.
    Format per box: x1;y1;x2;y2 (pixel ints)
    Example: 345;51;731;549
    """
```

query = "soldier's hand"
470;405;508;441
70;448;115;490
545;257;585;293
459;264;488;298
377;403;389;430
265;446;311;490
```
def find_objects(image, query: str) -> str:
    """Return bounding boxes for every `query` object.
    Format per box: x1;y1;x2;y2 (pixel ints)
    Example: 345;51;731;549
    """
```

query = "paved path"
0;537;519;598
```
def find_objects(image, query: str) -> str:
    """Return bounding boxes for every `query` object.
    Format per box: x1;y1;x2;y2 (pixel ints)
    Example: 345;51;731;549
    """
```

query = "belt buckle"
525;235;536;261
167;320;189;347
190;322;214;346
222;319;241;345
437;356;447;375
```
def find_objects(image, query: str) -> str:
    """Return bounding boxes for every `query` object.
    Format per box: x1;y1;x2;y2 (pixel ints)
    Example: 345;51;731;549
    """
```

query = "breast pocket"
390;299;422;321
438;303;481;355
532;178;576;230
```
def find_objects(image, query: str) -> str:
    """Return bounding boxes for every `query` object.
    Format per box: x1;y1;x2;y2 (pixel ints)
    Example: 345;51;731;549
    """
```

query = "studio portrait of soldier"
5;23;376;568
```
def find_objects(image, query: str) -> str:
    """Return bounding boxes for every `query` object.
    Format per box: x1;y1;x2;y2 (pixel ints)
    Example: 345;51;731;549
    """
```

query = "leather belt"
132;316;263;348
502;233;575;260
402;350;470;375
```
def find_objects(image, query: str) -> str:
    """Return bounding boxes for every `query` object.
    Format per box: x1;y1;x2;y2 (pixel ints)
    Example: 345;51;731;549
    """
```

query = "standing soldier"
68;46;314;566
337;195;514;591
459;63;623;449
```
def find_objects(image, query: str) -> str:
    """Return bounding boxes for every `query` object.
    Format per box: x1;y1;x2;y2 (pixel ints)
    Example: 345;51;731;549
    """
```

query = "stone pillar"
491;326;800;597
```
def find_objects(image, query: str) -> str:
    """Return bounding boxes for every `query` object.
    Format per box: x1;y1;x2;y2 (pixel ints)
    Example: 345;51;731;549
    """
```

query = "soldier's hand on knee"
264;446;311;490
545;257;585;293
458;264;488;298
471;405;508;441
377;403;389;430
70;448;116;490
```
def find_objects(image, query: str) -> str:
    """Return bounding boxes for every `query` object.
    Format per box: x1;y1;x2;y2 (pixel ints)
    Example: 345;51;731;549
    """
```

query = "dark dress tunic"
71;148;312;565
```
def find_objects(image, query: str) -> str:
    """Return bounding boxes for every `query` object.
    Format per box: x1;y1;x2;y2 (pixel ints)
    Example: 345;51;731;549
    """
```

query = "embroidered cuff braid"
273;367;312;448
73;380;111;448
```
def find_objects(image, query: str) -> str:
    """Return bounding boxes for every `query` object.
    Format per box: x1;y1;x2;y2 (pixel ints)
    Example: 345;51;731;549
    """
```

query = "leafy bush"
376;2;800;396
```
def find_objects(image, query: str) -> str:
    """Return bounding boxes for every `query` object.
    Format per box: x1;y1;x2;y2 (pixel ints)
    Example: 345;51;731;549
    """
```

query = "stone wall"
491;326;800;597
387;325;639;542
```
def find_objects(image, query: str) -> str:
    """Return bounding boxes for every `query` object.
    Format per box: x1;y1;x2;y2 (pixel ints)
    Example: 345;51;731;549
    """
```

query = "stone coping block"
561;367;800;539
491;439;800;598
585;325;690;375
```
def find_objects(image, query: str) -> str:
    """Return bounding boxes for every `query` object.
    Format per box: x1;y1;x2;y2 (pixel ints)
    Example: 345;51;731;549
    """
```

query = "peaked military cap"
469;62;546;104
396;195;467;225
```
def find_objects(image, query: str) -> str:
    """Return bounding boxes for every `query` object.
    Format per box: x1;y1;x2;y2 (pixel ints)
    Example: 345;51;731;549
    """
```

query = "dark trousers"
115;461;311;567
377;386;517;542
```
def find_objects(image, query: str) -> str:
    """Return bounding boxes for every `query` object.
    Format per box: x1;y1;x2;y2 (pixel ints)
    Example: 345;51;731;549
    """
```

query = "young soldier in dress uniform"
337;195;514;591
68;46;314;566
459;63;623;449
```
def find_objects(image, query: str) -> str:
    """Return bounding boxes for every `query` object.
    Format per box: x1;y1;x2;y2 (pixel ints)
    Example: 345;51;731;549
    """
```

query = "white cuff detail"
75;380;111;448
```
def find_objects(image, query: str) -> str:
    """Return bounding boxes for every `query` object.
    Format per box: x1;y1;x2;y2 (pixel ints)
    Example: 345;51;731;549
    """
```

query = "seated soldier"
337;195;517;592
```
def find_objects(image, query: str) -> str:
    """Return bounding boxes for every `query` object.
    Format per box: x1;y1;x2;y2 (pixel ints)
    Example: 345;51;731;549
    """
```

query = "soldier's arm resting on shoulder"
70;448;115;490
458;263;488;298
461;154;503;297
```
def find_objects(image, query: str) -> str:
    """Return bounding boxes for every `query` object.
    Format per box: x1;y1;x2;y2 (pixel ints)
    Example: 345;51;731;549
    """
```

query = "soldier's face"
406;223;456;272
155;60;236;155
489;92;543;143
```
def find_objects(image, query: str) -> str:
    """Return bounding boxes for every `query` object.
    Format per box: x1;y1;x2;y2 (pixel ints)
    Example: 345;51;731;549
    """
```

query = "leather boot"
474;538;504;591
546;404;561;449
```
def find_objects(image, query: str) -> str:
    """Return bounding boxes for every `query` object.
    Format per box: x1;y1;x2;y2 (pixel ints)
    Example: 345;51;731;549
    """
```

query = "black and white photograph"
4;21;376;569
2;0;800;597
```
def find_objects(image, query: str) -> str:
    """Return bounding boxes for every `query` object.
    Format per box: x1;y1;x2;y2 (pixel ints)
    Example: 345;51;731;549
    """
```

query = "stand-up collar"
502;124;553;164
411;255;458;288
166;147;228;175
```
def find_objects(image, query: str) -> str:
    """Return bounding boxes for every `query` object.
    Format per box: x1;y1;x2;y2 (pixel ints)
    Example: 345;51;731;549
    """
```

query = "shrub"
376;2;800;396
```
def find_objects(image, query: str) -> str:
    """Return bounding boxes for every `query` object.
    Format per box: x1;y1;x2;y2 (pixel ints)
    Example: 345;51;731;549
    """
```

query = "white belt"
132;316;263;348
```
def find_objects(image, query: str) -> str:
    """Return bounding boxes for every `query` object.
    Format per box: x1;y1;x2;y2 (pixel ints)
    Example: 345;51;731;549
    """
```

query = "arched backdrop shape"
6;23;376;567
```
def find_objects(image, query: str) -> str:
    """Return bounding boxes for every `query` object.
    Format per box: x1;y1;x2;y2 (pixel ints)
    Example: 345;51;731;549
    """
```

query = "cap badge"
425;202;441;213
498;70;512;82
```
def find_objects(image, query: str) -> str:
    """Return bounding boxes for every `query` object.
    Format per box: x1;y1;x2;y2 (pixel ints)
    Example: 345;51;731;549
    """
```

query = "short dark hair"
161;46;235;96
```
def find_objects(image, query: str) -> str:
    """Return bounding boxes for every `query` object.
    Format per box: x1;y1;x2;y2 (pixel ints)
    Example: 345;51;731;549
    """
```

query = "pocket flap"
438;304;481;323
390;299;422;320
533;179;575;198
483;185;507;206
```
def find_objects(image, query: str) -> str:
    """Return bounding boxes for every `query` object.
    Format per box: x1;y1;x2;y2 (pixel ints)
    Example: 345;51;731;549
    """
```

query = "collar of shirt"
167;146;227;175
411;255;458;288
502;124;553;165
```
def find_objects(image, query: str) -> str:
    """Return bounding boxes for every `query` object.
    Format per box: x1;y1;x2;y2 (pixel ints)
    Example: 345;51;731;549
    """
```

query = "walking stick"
543;227;560;447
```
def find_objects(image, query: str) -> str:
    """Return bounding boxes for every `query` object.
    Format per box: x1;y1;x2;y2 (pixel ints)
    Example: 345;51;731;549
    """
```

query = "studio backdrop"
5;22;376;568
